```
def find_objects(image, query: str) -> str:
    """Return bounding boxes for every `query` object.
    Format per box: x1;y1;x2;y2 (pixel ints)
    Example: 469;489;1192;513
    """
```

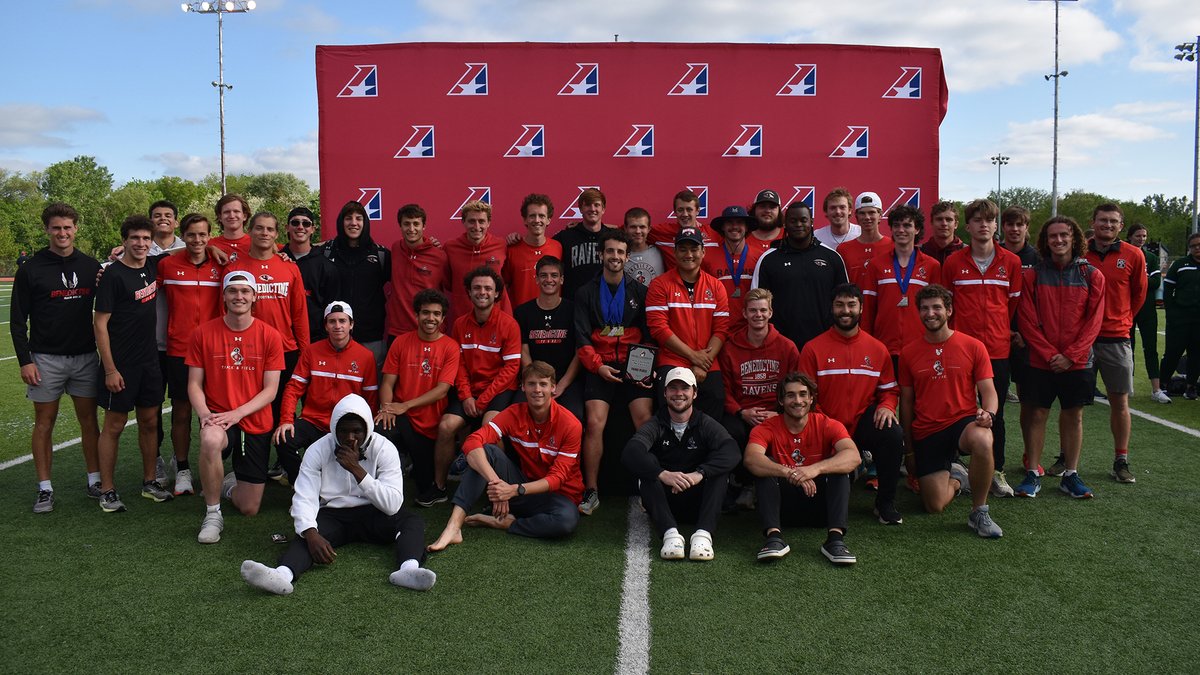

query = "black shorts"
164;354;190;401
583;370;655;404
1019;367;1093;410
225;425;273;484
444;389;516;420
97;360;165;413
1009;346;1030;390
913;416;975;478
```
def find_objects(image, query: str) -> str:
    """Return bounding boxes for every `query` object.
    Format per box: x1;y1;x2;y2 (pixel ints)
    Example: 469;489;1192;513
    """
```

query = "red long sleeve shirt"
463;400;584;503
227;256;310;352
838;236;894;289
451;308;521;408
1084;239;1147;339
941;246;1022;358
386;238;448;337
157;254;223;358
799;327;898;430
861;249;942;356
443;232;510;324
645;270;730;371
281;338;379;431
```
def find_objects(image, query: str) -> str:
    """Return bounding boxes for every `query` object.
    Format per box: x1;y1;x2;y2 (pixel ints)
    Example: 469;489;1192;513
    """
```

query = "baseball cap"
711;205;751;235
753;189;781;206
287;206;315;223
222;270;256;290
664;367;698;388
675;227;705;246
323;300;354;320
854;191;882;212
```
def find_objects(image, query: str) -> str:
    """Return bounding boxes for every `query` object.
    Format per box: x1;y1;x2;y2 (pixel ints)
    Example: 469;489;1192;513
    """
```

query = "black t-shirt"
514;298;576;376
94;257;160;366
554;224;616;302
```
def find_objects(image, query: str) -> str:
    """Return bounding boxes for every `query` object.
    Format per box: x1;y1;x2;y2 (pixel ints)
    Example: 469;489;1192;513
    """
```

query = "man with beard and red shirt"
703;205;765;327
504;194;563;307
444;200;509;325
386;203;447;341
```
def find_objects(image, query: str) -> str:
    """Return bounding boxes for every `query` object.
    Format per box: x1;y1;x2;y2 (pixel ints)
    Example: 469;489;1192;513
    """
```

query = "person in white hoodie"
240;393;435;593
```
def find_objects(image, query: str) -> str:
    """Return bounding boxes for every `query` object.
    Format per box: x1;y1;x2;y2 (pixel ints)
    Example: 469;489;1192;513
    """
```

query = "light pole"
991;154;1010;212
1031;0;1076;217
1176;37;1199;236
181;1;256;195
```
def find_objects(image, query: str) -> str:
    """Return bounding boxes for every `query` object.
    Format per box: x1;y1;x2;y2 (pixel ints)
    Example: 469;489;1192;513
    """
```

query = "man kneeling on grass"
428;361;583;550
241;394;435;594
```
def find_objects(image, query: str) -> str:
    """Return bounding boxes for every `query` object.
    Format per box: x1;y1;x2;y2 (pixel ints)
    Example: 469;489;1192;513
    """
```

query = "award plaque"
624;344;658;384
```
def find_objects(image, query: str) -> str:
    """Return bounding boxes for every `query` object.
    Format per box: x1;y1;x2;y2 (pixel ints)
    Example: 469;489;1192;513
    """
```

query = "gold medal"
610;326;625;337
731;288;742;298
898;295;909;307
600;326;611;337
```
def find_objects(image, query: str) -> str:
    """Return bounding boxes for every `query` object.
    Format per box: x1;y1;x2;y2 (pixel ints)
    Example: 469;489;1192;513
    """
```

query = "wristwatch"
516;483;526;497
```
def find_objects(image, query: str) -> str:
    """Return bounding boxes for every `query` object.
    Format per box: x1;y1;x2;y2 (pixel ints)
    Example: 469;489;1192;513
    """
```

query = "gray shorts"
27;352;100;403
1093;340;1134;395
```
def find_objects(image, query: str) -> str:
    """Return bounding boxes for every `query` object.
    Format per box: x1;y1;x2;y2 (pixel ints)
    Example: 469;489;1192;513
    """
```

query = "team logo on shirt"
628;298;639;310
933;359;944;377
349;361;360;374
421;357;431;375
1117;259;1126;269
997;267;1007;278
704;289;714;301
61;272;79;289
861;355;873;369
814;259;828;267
791;436;805;464
231;347;244;366
367;254;379;265
259;273;273;282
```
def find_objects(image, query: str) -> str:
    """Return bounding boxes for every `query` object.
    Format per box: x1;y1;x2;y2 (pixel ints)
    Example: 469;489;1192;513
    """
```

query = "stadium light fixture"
181;0;256;195
1176;37;1199;235
1030;0;1077;217
991;154;1010;213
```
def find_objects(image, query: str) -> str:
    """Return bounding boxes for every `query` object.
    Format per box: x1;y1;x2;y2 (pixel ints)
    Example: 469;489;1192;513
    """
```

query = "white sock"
664;527;679;539
1063;469;1077;477
87;472;100;485
277;566;294;583
206;503;221;514
400;559;419;572
38;480;52;492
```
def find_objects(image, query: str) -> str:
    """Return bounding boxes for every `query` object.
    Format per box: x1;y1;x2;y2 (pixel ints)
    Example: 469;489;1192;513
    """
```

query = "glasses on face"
289;219;313;228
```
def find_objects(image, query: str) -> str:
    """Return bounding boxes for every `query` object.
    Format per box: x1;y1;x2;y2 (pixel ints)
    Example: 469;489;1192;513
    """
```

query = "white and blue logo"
448;63;488;96
394;125;435;158
559;63;599;96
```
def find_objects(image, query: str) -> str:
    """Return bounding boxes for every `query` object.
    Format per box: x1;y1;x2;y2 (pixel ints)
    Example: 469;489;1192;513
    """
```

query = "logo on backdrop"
559;186;602;220
669;63;709;95
784;186;816;211
883;67;922;99
448;63;489;96
723;125;763;157
614;125;655;157
358;188;382;221
829;126;870;158
505;125;546;157
777;64;817;97
666;186;708;220
883;188;921;216
558;63;599;96
451;187;492;220
338;64;378;98
394;125;436;158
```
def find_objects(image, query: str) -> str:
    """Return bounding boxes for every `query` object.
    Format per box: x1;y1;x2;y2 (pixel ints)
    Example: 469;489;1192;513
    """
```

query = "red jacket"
861;249;942;356
649;221;720;271
1085;239;1147;339
281;338;379;431
227;256;310;352
799;327;898;429
718;325;800;414
463;400;584;503
451;308;521;408
942;245;1022;358
1018;258;1106;371
645;269;730;371
838;236;894;289
386;238;448;337
701;241;766;327
442;232;510;324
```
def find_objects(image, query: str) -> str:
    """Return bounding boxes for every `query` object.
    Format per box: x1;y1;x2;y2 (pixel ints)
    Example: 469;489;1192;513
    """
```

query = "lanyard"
723;243;748;287
893;251;917;296
599;278;626;326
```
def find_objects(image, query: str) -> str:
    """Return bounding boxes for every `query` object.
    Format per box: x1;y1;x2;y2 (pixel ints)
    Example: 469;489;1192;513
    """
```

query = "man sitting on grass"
241;393;435;594
428;361;583;550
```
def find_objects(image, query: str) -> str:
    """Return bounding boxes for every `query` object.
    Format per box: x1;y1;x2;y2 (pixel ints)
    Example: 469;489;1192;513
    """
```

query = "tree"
38;156;114;257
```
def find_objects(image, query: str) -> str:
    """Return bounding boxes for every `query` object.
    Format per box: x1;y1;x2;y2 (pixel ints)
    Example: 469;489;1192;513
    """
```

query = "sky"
3;0;1199;205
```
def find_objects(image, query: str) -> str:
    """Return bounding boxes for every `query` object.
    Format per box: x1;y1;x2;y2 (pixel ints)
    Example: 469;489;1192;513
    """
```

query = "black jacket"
320;219;390;343
750;240;847;350
622;407;740;478
10;247;101;366
284;245;341;342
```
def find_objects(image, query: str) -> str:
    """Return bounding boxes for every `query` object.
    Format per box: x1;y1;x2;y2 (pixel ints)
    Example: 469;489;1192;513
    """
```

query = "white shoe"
990;471;1015;498
950;463;971;495
241;561;293;595
389;567;437;591
1151;389;1172;404
688;529;714;561
174;469;194;496
660;531;685;560
198;510;224;544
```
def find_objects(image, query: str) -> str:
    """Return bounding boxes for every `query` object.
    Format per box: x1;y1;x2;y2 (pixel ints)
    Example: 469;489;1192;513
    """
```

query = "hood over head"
330;393;375;449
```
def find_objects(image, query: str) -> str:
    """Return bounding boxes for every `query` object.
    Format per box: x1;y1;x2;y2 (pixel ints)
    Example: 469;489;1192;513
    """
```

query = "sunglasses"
289;219;314;228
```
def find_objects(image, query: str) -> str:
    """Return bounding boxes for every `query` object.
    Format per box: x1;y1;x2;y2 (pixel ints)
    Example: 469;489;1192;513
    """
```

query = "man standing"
747;189;783;251
1083;203;1146;483
941;199;1023;498
282;206;340;343
443;200;508;325
623;207;664;286
554;188;615;302
93;215;172;512
646;227;730;419
1014;217;1105;499
574;230;654;516
703;205;765;324
504;194;563;307
799;284;905;525
899;285;1002;538
241;394;435;594
210;194;252;261
861;205;941;364
187;271;285;543
513;256;582;420
321;201;390;368
648;190;719;270
837;192;893;288
920;201;966;265
274;301;378;485
12;203;103;513
751;201;849;351
377;289;460;507
157;213;224;496
428;362;584;550
1127;223;1168;403
385;203;447;341
813;188;860;250
622;367;739;561
1160;232;1200;401
744;373;861;564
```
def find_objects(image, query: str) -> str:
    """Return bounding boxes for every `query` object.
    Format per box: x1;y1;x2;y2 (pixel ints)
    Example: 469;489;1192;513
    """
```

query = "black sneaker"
267;462;286;482
821;539;857;565
1185;386;1198;401
756;535;790;561
415;485;448;507
1046;454;1067;477
873;500;903;525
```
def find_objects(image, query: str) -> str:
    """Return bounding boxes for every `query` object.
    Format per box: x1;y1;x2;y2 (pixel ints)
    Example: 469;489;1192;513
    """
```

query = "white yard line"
1094;397;1200;439
616;497;653;675
0;406;173;470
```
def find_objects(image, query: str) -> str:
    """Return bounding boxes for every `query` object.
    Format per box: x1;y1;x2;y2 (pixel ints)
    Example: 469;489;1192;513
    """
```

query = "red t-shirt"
503;238;564;308
186;318;285;435
898;331;993;440
382;331;460;440
210;234;250;262
838;236;894;288
462;400;584;503
157;254;223;357
749;412;850;468
227;256;309;352
386;238;448;337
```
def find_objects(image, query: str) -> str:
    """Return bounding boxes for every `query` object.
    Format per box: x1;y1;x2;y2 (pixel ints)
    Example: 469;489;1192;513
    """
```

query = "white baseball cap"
854;191;882;212
222;270;256;290
664;367;697;388
323;300;354;320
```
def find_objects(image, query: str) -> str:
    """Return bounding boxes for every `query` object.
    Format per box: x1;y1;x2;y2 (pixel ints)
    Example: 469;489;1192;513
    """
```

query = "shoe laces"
37;489;52;502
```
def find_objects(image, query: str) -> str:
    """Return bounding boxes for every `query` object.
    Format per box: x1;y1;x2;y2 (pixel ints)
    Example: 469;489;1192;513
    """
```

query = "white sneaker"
1151;389;1172;404
950;462;971;495
660;531;685;560
990;471;1015;498
241;561;293;595
174;469;194;496
222;472;237;500
389;567;437;591
688;529;714;561
198;510;224;544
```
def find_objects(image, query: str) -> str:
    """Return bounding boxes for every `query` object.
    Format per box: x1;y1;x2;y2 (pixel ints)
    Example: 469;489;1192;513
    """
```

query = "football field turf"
2;280;1199;673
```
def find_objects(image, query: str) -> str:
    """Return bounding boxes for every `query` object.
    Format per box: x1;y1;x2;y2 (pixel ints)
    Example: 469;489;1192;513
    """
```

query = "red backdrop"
316;42;948;244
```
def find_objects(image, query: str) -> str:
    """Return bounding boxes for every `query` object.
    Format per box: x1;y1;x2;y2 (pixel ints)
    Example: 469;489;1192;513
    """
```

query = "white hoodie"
290;393;405;537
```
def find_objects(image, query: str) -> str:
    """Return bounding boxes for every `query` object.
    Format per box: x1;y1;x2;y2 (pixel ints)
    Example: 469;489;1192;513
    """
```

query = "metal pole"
1051;0;1061;217
997;161;1003;212
217;10;227;195
1192;36;1199;235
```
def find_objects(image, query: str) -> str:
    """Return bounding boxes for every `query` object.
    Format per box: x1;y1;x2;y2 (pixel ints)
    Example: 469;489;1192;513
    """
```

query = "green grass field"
3;280;1199;673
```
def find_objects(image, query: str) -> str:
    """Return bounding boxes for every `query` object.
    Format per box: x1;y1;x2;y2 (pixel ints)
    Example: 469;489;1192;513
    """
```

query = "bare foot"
427;527;463;552
464;513;515;531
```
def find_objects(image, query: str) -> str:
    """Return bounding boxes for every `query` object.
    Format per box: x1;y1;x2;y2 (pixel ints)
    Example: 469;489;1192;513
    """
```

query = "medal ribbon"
600;278;626;327
724;243;748;289
893;251;917;297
